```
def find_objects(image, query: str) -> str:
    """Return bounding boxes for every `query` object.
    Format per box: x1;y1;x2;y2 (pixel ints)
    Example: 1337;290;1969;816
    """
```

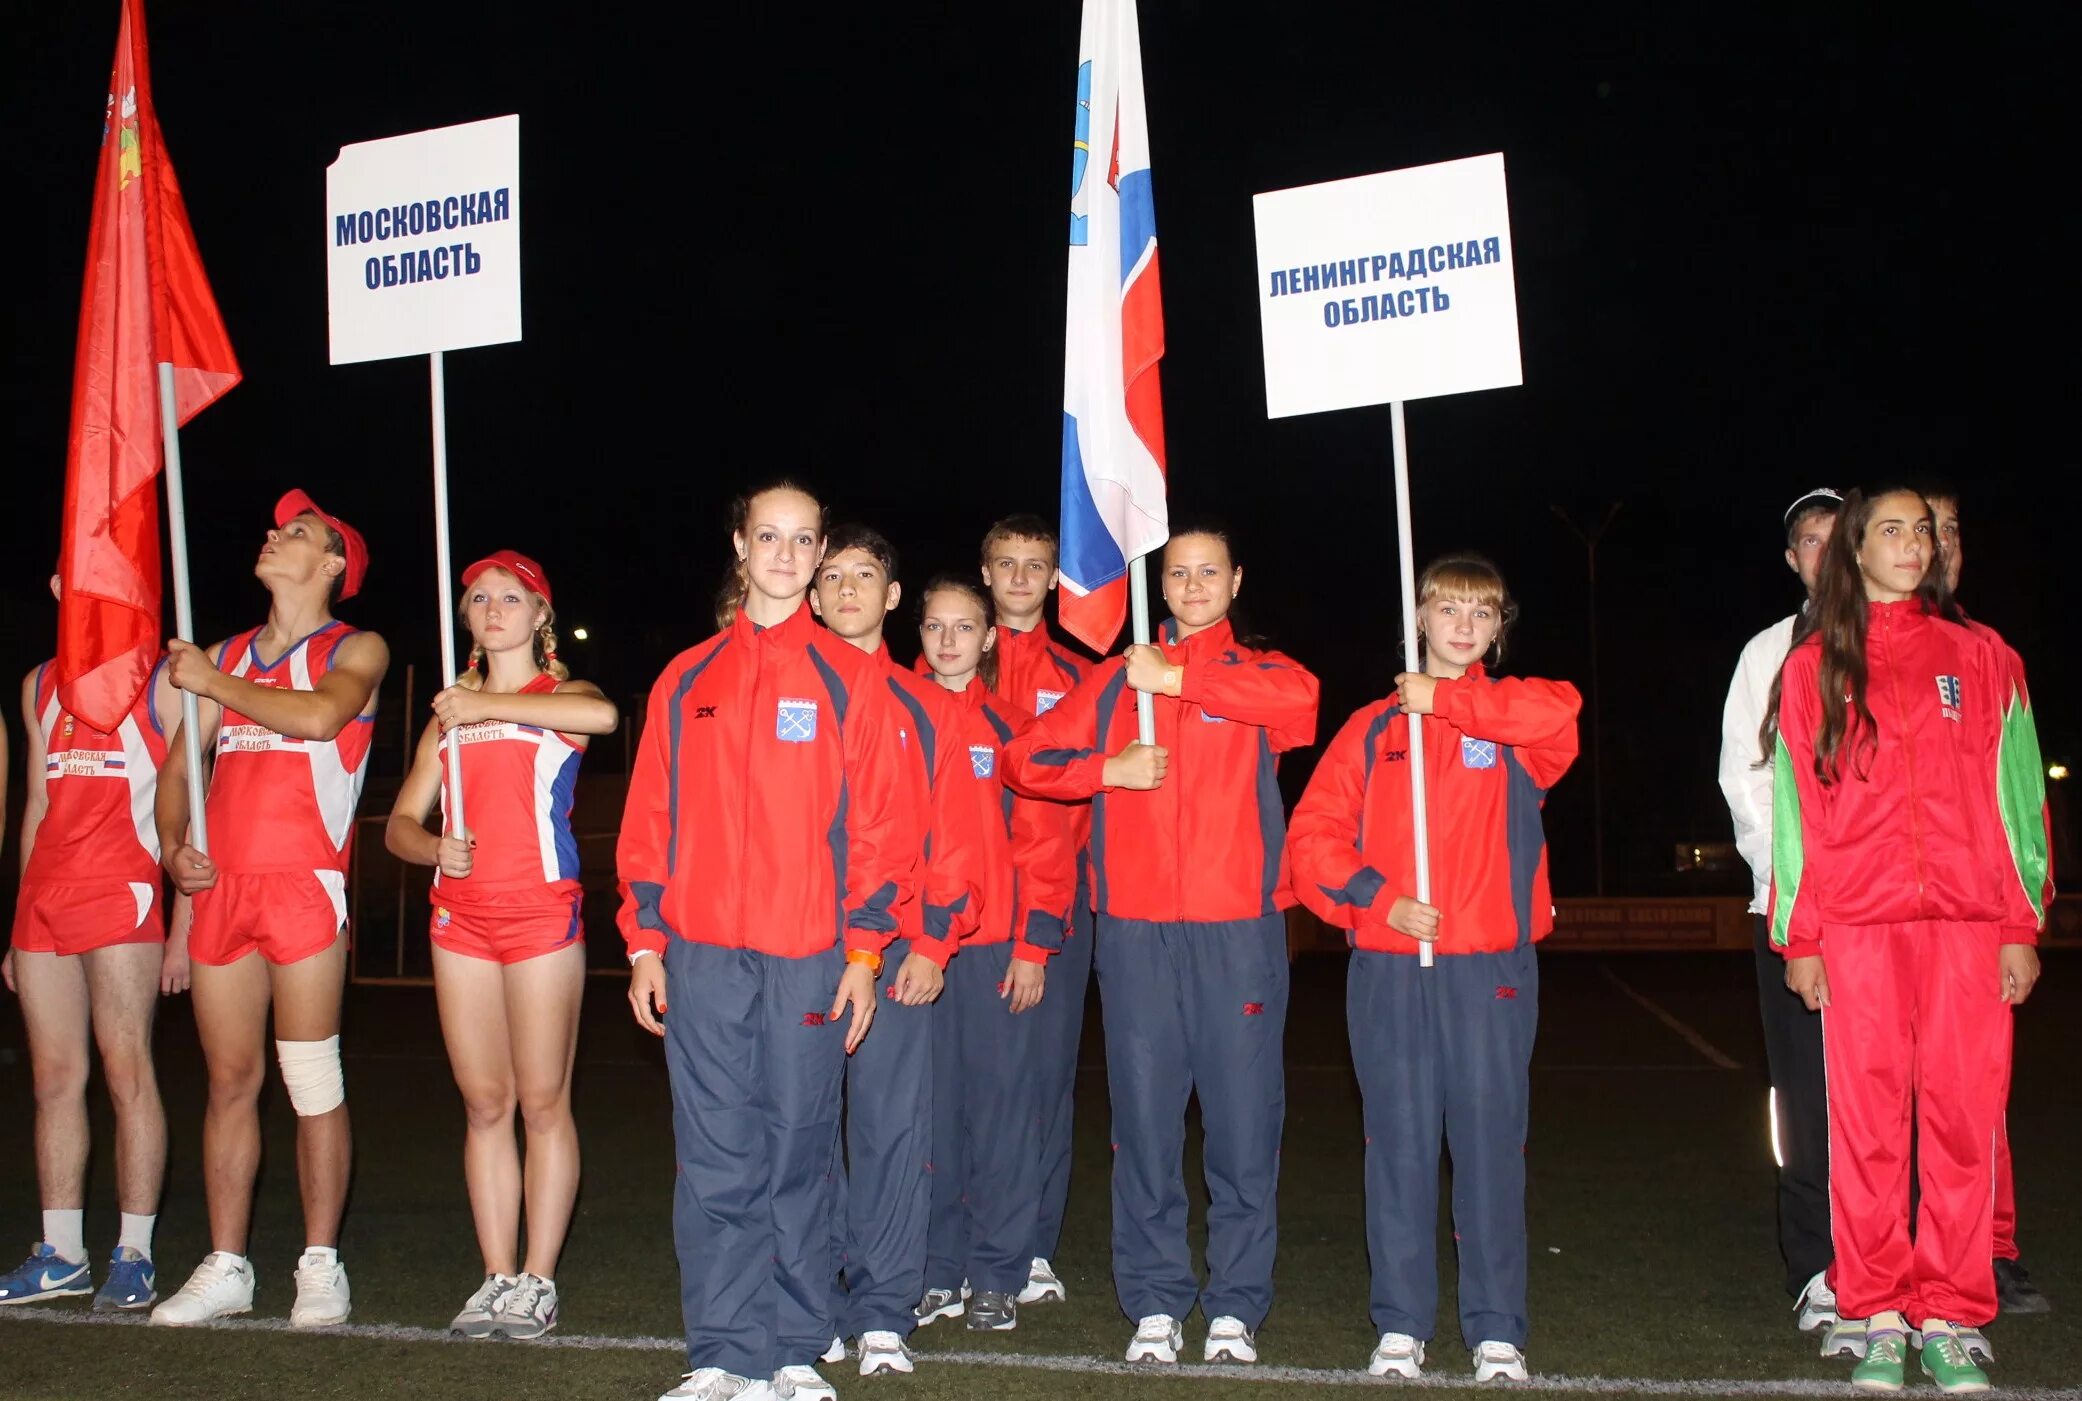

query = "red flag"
58;0;239;732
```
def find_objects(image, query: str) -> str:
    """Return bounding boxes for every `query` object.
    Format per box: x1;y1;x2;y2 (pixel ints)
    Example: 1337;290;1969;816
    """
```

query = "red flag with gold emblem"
58;0;240;731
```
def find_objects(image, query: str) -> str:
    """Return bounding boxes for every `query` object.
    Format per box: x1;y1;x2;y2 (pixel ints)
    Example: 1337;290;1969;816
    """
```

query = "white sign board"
327;115;521;365
1253;153;1520;418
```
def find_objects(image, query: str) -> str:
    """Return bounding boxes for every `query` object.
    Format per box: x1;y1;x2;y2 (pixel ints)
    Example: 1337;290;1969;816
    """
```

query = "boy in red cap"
150;490;389;1331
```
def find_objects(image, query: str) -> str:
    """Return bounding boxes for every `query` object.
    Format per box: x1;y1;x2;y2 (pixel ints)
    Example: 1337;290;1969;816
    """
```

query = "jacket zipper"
1882;607;1930;913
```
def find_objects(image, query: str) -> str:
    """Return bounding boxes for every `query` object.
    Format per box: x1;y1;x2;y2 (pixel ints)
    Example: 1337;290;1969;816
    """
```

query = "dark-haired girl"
1765;487;2045;1393
1005;526;1318;1367
1287;553;1578;1384
911;576;1075;1336
618;481;917;1401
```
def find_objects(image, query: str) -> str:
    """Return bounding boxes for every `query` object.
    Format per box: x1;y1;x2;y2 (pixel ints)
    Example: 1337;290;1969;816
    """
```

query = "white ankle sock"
42;1210;85;1264
302;1245;338;1266
118;1213;156;1259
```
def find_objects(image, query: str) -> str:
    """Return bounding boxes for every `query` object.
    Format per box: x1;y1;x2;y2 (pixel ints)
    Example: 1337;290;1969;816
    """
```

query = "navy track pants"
831;937;935;1338
924;940;1046;1297
665;939;847;1377
1348;944;1538;1349
1095;913;1288;1329
1029;864;1094;1266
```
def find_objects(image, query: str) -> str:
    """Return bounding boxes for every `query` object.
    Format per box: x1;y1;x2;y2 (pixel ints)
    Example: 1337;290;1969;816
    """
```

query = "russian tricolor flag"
1058;0;1168;655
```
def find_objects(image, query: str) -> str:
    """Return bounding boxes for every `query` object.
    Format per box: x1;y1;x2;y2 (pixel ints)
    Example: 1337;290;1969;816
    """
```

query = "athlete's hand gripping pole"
159;362;209;852
1391;402;1434;969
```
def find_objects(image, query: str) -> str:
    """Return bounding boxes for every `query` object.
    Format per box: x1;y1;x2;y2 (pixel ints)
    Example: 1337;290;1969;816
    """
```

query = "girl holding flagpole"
1004;522;1318;1367
1287;553;1579;1384
384;551;617;1341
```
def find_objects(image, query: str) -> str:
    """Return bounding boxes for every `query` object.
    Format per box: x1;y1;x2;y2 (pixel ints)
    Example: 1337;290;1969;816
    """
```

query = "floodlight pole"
1550;500;1622;897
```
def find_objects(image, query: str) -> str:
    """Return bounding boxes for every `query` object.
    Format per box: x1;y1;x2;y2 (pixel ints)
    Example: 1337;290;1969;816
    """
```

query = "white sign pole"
157;362;209;853
429;350;466;837
1254;153;1524;971
1390;401;1434;969
327;115;522;840
1128;554;1156;744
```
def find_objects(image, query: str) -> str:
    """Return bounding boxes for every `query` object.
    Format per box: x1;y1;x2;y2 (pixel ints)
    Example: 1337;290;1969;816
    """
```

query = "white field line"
1598;966;1743;1070
2;1311;2073;1398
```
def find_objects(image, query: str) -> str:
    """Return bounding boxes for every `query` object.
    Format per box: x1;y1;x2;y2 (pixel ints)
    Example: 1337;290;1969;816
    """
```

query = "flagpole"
157;361;209;853
1390;401;1434;970
1127;551;1156;744
429;351;466;835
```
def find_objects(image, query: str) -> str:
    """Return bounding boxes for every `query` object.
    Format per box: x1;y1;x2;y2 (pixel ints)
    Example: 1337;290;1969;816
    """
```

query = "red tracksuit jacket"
1769;601;2048;959
993;620;1088;725
616;603;916;960
878;650;986;967
1288;667;1581;956
1004;618;1319;923
944;675;1078;963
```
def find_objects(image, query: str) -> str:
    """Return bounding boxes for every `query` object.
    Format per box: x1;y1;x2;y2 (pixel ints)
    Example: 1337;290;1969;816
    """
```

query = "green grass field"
1;952;2075;1400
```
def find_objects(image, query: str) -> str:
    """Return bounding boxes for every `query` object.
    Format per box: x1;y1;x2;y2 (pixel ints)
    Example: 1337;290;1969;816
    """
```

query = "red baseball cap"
462;550;553;605
275;490;368;600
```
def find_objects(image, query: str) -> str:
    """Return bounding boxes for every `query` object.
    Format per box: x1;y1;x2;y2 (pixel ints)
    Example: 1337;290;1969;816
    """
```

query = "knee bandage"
275;1036;345;1116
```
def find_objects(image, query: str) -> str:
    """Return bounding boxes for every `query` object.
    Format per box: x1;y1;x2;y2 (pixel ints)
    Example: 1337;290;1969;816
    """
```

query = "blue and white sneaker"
0;1243;92;1305
93;1247;156;1311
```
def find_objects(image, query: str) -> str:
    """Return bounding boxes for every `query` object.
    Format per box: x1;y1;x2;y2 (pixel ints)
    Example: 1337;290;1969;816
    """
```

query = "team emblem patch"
1935;674;1962;721
970;744;996;779
1035;688;1065;715
776;697;818;742
1461;737;1498;769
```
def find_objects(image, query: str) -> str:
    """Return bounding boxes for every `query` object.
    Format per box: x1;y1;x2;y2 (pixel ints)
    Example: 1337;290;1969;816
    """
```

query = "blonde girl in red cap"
385;551;618;1341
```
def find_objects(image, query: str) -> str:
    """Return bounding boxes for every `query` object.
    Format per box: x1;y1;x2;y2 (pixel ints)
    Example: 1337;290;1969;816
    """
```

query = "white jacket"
1717;614;1796;914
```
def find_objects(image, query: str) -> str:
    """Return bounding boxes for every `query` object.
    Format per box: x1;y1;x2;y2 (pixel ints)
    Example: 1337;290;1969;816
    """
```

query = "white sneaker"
857;1330;914;1376
659;1371;775;1401
819;1337;847;1365
1823;1316;1872;1359
494;1272;558;1340
1017;1256;1066;1305
449;1272;518;1338
1797;1269;1840;1333
771;1364;836;1401
1369;1331;1426;1378
1204;1315;1257;1363
1472;1340;1529;1383
1125;1313;1182;1364
288;1250;351;1328
149;1252;255;1326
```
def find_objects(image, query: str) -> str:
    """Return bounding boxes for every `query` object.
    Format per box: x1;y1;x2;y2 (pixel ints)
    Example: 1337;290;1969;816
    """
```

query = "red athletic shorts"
189;870;347;967
10;879;165;957
430;886;584;965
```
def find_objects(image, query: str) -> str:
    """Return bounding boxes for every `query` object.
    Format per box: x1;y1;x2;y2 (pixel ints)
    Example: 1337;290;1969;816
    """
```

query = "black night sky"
2;3;2074;897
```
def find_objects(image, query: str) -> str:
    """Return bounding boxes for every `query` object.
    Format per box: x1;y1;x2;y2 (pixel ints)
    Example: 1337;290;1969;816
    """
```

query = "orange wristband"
845;948;883;976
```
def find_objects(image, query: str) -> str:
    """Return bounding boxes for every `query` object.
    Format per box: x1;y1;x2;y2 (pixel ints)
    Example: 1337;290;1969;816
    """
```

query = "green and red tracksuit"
1287;666;1580;1349
1006;616;1319;1330
1770;601;2047;1327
